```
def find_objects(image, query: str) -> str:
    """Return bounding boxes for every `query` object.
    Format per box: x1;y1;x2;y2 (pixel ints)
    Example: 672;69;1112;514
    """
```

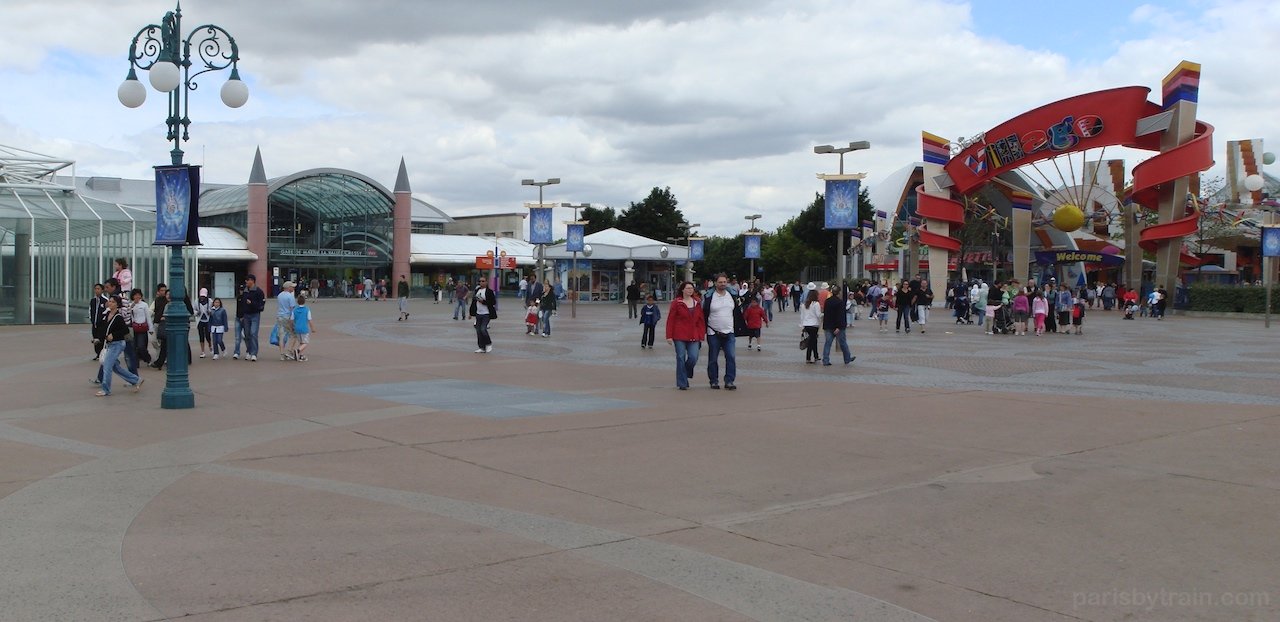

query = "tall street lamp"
521;177;559;287
743;214;762;281
680;222;700;283
119;3;248;409
562;202;591;318
814;141;870;285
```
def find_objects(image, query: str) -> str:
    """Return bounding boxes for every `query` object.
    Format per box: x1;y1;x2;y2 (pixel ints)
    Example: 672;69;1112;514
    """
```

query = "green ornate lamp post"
118;2;249;409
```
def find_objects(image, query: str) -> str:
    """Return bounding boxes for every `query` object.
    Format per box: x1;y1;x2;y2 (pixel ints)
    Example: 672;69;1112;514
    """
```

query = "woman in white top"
799;290;823;364
128;289;153;365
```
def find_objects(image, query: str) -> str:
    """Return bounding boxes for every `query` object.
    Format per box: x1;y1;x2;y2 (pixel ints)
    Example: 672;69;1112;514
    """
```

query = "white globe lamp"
117;76;147;108
148;61;181;92
220;77;249;108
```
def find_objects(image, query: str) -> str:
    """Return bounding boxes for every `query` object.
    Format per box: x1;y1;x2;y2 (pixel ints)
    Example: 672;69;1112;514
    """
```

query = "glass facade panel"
0;188;173;325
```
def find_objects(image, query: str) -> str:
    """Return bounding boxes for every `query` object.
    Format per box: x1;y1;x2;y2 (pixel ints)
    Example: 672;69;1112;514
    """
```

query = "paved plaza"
1;298;1277;621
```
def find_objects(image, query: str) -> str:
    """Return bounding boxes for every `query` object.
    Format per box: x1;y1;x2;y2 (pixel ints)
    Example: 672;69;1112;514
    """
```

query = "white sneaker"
484;345;493;353
199;352;206;358
541;333;548;338
475;348;485;353
212;354;219;360
232;353;239;359
756;345;762;351
249;355;257;361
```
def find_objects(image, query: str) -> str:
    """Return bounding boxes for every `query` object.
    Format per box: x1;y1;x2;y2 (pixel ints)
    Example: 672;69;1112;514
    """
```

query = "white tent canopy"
544;228;689;261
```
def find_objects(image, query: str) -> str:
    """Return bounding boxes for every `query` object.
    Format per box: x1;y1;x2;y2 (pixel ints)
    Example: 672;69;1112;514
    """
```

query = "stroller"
990;304;1016;334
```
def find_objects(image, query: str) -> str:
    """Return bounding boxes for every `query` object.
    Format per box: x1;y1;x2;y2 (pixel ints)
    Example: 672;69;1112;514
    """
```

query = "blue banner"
1263;226;1280;258
743;234;761;259
566;223;585;252
824;178;860;229
689;239;705;261
154;164;201;246
528;207;554;244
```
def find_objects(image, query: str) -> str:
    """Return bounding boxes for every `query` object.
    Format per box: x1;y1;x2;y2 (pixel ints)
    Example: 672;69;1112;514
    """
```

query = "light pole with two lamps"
118;3;249;409
521;177;559;288
561;203;593;318
814;141;870;285
743;214;762;282
679;222;700;284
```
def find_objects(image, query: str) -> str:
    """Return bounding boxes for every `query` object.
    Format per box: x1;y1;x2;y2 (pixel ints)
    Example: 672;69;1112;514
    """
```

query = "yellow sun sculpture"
1052;204;1085;232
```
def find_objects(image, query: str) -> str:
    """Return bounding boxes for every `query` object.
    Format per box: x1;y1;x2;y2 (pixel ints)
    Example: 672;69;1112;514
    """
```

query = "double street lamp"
743;214;762;281
118;3;249;409
679;222;700;283
814;141;871;285
562;202;592;318
521;177;559;285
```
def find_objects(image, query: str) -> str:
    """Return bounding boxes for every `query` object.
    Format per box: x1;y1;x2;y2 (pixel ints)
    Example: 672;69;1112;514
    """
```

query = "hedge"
1187;285;1273;313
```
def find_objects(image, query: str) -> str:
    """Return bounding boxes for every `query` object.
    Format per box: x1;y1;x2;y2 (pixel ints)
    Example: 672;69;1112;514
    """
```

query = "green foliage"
762;220;824;281
789;187;875;258
699;236;749;280
579;205;617;235
618;187;688;242
1188;285;1272;313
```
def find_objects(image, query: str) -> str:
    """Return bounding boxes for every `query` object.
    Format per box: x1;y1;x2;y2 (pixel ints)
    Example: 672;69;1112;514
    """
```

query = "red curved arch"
915;187;964;252
1135;121;1213;255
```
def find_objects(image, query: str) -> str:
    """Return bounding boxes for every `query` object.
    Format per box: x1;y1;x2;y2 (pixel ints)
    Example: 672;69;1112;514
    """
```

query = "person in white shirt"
701;274;741;390
275;281;298;360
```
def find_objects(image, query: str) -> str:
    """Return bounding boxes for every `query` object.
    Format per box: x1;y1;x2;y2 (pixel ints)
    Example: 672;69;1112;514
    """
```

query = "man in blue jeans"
822;286;855;366
452;279;469;321
701;274;743;390
237;274;266;361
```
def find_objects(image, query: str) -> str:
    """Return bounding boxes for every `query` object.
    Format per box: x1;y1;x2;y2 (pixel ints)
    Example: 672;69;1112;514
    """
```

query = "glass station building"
0;145;537;325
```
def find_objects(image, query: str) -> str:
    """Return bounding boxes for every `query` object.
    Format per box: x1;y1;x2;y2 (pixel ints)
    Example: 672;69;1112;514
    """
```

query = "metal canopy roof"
201;168;394;220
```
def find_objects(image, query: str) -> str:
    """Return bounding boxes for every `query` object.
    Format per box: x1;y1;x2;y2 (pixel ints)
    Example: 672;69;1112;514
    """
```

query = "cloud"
0;0;1276;238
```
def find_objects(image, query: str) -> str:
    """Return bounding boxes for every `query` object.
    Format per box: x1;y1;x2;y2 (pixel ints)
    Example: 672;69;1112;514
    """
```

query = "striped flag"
922;131;950;165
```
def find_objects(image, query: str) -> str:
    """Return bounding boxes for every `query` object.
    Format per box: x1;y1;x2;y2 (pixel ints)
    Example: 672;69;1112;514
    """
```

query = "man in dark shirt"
89;283;106;361
452;279;469;321
237;274;267;361
625;281;641;319
145;283;166;369
822;286;854;366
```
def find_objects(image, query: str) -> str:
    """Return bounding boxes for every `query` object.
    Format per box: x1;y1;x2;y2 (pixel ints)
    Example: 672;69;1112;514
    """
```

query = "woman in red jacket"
665;281;706;390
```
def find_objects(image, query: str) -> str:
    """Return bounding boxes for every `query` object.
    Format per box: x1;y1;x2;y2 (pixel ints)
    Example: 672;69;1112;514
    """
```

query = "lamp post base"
161;245;196;409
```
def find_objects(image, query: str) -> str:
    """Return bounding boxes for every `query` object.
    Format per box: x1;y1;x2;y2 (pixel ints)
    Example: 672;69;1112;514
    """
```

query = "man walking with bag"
702;274;744;390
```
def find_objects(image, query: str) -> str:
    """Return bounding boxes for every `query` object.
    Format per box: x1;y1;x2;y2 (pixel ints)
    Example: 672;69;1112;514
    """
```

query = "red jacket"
744;304;766;329
665;297;706;341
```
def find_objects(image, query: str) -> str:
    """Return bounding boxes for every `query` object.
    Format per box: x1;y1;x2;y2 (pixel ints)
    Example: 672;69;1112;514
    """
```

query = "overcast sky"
1;0;1276;236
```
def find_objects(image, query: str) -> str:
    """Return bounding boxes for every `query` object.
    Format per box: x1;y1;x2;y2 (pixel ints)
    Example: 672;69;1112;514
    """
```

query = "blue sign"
1263;226;1280;258
566;223;585;252
529;207;554;244
824;178;860;229
154;165;201;246
689;239;705;261
743;234;761;259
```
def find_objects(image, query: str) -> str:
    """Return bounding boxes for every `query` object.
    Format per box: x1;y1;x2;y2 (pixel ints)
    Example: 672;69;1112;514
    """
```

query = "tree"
761;219;824;281
618;187;688;242
699;235;749;280
790;186;875;259
579;205;617;235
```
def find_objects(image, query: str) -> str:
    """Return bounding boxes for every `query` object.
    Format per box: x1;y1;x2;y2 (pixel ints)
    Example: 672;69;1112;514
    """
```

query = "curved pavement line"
0;401;936;621
202;463;939;622
0;407;424;622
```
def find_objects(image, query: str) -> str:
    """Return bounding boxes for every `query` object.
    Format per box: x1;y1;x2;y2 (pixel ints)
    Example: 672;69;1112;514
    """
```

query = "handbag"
132;321;148;334
799;332;807;350
269;324;280;346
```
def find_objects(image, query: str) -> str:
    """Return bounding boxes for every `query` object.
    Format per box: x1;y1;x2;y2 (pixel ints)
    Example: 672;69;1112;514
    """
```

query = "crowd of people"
89;259;1168;397
87;265;320;397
